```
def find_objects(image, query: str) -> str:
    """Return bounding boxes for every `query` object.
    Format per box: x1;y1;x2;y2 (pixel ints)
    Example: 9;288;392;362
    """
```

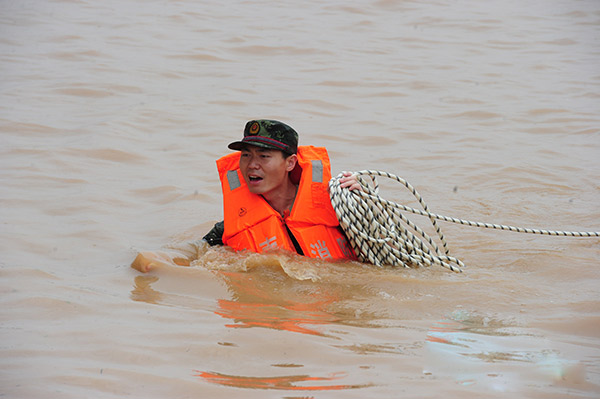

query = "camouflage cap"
228;119;298;154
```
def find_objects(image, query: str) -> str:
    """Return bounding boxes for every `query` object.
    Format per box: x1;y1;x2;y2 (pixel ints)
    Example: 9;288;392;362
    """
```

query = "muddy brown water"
1;1;599;397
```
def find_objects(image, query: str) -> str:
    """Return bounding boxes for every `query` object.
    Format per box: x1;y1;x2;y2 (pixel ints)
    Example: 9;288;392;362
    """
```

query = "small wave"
55;87;113;98
192;246;323;282
62;148;148;164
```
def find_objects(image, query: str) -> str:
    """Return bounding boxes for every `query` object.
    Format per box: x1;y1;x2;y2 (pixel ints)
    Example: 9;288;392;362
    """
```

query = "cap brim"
227;140;282;151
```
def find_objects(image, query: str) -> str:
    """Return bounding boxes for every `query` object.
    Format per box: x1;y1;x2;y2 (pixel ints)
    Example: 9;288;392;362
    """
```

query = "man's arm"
203;220;224;246
130;222;224;273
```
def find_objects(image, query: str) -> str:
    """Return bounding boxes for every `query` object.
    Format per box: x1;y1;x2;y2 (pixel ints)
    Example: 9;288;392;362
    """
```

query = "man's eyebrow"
240;146;273;154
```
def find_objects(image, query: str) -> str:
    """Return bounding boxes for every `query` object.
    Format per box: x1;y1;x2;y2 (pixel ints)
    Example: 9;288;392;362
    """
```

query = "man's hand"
338;171;362;191
130;251;191;273
131;252;155;273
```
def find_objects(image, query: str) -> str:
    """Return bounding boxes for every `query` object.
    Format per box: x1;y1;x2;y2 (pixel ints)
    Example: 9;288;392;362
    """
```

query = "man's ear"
286;154;298;172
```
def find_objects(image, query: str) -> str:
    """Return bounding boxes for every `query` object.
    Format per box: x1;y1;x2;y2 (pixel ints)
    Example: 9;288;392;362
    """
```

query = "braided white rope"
329;170;600;273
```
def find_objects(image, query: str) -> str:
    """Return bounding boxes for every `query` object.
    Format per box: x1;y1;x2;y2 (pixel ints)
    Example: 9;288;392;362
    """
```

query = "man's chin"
247;185;265;194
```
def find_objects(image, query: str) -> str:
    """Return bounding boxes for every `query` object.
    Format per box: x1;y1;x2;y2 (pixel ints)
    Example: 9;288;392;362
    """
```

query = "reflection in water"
128;254;595;394
131;261;378;392
194;370;371;391
128;249;388;337
214;270;340;336
425;310;588;389
130;275;162;304
215;298;335;336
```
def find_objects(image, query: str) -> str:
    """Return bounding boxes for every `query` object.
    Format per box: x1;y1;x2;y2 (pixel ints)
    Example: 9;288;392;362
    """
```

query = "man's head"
229;120;299;197
228;120;298;156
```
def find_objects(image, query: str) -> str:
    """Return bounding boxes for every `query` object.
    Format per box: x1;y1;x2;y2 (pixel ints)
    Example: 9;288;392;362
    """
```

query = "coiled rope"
329;170;599;273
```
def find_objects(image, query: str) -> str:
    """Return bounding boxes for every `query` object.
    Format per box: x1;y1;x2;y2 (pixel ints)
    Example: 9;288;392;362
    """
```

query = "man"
131;119;359;273
204;119;359;260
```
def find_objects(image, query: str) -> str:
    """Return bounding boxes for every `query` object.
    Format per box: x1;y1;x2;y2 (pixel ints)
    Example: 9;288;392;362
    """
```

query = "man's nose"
247;155;260;168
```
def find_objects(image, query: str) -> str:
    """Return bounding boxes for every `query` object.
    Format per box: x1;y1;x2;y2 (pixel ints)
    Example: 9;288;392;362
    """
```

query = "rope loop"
329;170;599;273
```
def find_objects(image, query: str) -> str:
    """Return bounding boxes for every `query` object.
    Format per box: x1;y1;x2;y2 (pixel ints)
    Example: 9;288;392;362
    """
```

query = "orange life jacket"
217;146;356;260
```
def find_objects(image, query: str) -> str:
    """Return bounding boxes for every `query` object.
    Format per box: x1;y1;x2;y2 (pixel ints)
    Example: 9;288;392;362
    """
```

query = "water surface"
1;0;599;397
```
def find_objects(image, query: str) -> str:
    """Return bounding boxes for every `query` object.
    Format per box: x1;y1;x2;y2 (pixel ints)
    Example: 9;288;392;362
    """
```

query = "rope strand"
329;170;599;273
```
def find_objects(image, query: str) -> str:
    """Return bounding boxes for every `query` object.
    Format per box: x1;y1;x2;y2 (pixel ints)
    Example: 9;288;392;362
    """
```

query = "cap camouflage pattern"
228;119;298;154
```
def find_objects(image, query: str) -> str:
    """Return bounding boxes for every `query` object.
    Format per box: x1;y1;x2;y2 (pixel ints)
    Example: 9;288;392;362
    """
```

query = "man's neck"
262;177;298;216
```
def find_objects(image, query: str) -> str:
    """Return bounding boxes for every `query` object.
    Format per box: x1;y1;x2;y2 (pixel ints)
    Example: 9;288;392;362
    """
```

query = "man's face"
239;146;296;196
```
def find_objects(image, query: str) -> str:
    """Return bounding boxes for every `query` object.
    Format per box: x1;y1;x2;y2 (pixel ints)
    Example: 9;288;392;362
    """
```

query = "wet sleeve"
202;220;224;246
